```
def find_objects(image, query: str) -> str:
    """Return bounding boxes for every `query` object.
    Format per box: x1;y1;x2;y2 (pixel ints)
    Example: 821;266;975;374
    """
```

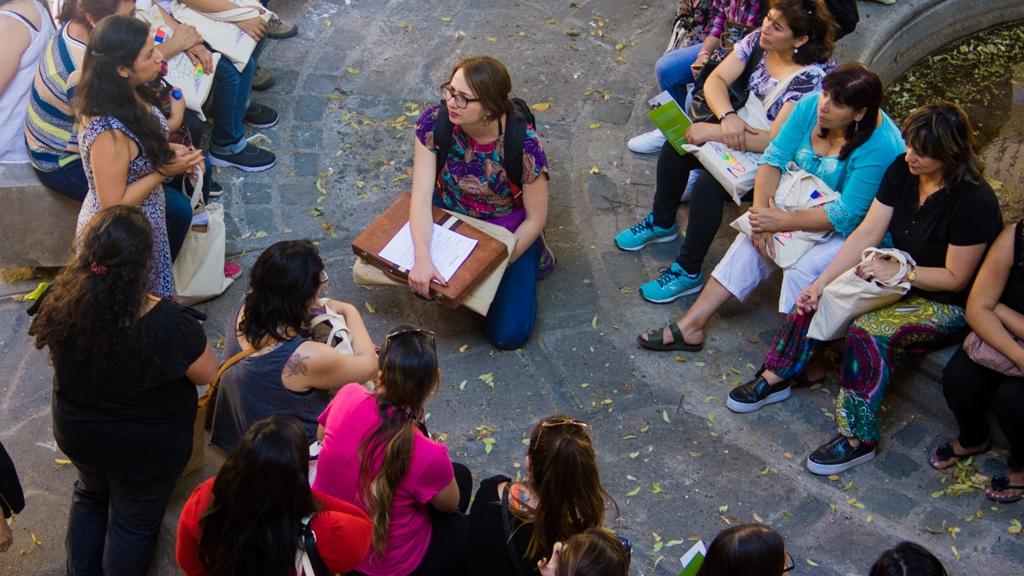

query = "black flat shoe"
806;435;876;475
726;375;792;413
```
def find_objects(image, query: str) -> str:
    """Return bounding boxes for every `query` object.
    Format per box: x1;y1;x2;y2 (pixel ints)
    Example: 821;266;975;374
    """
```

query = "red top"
176;477;373;575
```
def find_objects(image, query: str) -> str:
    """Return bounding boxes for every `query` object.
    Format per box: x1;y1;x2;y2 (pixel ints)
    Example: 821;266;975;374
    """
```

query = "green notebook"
678;540;706;576
647;90;693;156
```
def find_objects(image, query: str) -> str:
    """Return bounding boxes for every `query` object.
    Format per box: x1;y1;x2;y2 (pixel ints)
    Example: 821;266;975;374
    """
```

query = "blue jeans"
34;160;89;202
164;185;192;261
65;461;178;576
655;43;704;107
209;40;266;155
485;240;539;350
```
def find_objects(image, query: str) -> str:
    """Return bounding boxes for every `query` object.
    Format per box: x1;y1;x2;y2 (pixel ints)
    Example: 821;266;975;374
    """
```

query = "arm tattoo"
283;351;310;377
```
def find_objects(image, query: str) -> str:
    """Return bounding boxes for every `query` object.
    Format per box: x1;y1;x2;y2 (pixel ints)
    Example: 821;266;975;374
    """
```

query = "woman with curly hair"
29;205;217;574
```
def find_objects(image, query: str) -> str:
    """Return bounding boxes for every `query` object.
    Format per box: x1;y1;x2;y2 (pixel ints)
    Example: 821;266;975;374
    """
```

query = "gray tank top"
210;302;329;452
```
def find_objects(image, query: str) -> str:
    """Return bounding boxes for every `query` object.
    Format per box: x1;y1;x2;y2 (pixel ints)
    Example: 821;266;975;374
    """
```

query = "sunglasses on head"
531;416;590;451
382;328;436;353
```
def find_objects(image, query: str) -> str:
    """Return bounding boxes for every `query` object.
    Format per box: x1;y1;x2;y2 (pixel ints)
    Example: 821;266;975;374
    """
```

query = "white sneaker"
627;129;667;154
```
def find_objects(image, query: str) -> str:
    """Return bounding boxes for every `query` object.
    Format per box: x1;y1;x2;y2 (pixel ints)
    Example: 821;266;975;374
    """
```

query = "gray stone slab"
0;163;78;268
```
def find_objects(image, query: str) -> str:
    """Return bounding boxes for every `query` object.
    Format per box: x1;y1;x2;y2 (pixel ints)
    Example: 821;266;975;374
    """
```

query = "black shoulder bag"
688;42;765;124
500;483;528;576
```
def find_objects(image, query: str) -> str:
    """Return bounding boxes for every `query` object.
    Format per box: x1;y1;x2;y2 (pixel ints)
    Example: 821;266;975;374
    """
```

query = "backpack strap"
503;109;528;211
500;482;528;576
433;101;455;191
298;516;332;576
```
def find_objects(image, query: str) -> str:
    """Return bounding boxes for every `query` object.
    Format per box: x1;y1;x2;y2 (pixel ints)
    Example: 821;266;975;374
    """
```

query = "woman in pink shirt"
313;327;472;576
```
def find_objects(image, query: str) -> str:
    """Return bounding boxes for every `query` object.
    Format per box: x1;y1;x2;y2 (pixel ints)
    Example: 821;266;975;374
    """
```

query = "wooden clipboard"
351;193;509;309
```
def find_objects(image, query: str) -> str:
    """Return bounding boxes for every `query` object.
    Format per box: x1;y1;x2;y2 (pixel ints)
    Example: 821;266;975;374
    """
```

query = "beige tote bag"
135;7;221;119
807;248;916;341
170;0;272;72
172;170;234;305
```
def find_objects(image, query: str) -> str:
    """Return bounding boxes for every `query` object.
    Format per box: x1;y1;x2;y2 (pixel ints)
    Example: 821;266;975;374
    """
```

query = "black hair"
198;415;320;576
695;524;786;576
901;102;984;187
819;62;884;160
769;0;836;65
238;240;325;346
869;542;948;576
57;0;124;27
74;15;173;168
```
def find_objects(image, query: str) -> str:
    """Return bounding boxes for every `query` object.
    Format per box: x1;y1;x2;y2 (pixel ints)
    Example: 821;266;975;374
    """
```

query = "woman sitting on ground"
30;205;218;574
0;0;54;163
933;220;1024;503
409;55;550;350
73;15;201;297
210;239;377;452
468;415;614;576
176;415;373;575
615;0;836;305
695;523;794;576
537;527;631;576
638;63;904;351
868;542;948;576
733;102;1002;475
312;327;472;576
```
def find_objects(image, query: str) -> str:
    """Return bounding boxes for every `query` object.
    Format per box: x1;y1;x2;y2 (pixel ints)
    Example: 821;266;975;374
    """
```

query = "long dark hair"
239;240;324;346
359;327;438;555
901;102;984;187
769;0;836;65
556;528;630;576
29;205;153;376
696;524;786;576
819;62;884;160
869;542;948;576
74;15;173;168
57;0;122;27
198;416;320;576
516;415;616;559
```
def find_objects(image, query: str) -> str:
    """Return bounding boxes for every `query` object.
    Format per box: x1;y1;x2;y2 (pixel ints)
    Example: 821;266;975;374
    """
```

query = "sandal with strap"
637;323;703;352
986;474;1024;503
928;439;992;471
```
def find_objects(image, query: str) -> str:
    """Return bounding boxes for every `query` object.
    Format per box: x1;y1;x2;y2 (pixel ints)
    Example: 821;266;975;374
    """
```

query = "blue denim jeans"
209;40;266;155
65;461;178;576
34;160;89;202
485;240;539;350
655;42;704;107
164;185;192;261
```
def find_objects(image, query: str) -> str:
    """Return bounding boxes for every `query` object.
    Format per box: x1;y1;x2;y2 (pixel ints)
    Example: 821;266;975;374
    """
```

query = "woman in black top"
730;102;1002;475
468;415;613;576
29;206;217;575
934;220;1024;503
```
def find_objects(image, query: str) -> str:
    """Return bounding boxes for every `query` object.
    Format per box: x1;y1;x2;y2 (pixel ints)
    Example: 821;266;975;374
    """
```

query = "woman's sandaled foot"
986;472;1024;503
637;322;703;352
928;439;992;471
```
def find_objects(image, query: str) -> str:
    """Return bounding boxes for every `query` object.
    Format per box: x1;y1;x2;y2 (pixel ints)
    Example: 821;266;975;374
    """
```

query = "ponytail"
358;402;416;555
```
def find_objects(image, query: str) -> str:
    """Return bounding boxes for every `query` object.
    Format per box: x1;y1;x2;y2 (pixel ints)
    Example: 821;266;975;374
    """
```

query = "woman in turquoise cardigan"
639;63;905;352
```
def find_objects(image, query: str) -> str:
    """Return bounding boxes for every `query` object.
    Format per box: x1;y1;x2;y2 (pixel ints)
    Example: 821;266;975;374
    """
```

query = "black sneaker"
209;143;276;172
727;375;792;413
208;180;223;198
244;103;279;128
806;435;876;475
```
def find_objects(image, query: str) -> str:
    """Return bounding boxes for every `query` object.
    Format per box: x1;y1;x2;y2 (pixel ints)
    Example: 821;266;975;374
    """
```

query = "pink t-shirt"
312;384;454;576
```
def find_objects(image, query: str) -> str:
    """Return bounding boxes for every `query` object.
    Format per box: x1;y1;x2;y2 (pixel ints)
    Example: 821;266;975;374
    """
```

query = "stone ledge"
0;163;79;268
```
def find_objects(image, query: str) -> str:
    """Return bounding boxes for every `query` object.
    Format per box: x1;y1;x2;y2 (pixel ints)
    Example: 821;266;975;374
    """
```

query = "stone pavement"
2;1;1022;574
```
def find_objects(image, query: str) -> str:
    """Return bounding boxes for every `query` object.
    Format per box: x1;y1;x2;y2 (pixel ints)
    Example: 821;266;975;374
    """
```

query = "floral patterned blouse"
415;104;549;220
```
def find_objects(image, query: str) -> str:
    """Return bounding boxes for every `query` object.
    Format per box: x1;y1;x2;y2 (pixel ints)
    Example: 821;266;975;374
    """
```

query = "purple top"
415;104;549;221
734;30;834;121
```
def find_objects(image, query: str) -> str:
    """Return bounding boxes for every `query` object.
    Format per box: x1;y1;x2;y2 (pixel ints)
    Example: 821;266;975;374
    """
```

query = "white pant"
712;233;846;313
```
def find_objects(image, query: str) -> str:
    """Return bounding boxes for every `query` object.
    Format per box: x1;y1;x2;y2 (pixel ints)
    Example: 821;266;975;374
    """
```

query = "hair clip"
90;262;109;277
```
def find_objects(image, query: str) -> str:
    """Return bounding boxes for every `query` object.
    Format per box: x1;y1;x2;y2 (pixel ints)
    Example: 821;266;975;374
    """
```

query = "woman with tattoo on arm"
210;240;378;453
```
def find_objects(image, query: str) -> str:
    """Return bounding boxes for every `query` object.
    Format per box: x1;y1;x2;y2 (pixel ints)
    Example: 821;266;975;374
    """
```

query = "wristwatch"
905;265;917;283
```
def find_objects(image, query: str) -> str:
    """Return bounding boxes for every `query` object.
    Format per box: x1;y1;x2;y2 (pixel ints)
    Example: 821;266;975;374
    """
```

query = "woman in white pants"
638;63;905;352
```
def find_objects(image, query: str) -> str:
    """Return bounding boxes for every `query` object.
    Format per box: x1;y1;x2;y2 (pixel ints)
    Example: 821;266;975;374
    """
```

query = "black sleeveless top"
999;221;1024;313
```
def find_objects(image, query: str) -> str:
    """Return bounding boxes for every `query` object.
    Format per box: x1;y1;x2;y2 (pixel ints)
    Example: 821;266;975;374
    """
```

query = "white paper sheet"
378;222;478;283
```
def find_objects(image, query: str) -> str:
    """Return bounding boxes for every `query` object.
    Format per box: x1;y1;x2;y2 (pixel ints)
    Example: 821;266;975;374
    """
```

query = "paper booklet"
678;540;707;576
647;90;693;156
378;221;478;283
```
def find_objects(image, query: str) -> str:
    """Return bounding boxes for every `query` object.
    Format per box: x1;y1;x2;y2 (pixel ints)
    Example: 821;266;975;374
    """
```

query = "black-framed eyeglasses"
441;83;480;109
783;552;795;572
319;270;329;286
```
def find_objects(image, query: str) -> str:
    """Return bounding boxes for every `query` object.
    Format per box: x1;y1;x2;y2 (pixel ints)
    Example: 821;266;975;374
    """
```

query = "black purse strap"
299;516;332;576
500;483;527;576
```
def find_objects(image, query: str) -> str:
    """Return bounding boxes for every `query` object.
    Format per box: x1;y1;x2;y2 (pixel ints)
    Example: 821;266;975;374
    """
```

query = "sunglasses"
382;328;436;354
319;270;329;285
440;83;480;109
783;551;795;572
531;416;590;452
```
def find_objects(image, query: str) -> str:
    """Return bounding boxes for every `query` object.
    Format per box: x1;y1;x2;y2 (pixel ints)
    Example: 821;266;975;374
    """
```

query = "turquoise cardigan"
758;92;905;236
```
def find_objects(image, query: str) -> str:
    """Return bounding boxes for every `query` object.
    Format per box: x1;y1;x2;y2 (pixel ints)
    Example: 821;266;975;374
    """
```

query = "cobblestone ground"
2;1;1022;574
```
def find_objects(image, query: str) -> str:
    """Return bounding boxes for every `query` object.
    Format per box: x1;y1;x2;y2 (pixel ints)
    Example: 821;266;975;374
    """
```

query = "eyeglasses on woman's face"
441;83;480;109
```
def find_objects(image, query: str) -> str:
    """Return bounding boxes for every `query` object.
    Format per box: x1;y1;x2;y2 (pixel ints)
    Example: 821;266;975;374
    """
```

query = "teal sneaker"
639;264;703;303
614;212;678;251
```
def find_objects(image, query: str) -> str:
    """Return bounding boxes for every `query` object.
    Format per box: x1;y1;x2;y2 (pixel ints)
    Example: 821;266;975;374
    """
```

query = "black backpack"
825;0;859;40
432;97;536;208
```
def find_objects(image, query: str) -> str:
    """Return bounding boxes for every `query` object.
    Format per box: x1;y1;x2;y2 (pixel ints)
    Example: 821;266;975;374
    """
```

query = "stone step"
0;163;78;268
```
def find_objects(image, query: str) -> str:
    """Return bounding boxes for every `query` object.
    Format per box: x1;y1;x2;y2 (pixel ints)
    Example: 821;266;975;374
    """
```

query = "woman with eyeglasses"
312;326;473;576
696;524;794;576
409;55;550;350
209;240;377;453
468;415;615;576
